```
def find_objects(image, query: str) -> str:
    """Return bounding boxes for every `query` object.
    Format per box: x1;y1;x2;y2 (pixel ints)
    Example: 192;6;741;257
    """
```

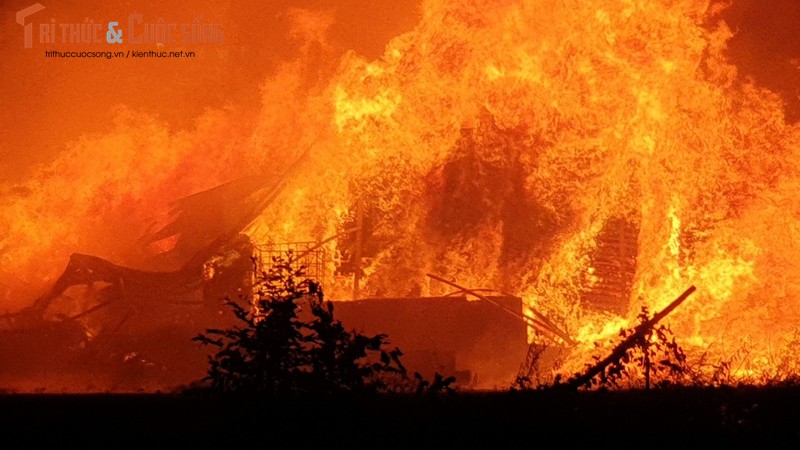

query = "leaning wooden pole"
564;285;697;390
426;273;575;345
352;197;364;300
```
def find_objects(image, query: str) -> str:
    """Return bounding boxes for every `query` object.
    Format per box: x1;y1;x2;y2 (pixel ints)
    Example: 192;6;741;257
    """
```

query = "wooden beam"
426;274;575;345
564;285;697;390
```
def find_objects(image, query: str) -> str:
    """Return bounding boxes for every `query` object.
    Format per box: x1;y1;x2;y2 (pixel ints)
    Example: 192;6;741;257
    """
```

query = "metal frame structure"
252;242;326;284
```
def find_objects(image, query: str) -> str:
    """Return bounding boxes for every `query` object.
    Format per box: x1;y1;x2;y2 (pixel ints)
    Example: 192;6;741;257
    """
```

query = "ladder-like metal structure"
252;242;326;284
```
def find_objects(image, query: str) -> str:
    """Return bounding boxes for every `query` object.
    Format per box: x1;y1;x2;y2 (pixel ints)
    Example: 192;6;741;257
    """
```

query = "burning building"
2;0;800;390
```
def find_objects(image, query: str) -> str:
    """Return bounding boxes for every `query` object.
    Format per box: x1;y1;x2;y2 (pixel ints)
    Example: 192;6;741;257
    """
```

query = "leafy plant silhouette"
414;372;456;396
193;253;406;394
587;306;688;390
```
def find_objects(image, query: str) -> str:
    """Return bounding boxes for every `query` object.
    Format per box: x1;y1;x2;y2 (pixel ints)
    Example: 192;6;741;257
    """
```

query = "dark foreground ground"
1;386;800;447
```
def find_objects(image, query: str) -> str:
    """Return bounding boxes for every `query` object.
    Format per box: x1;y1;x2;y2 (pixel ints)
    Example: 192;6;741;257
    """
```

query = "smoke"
0;2;419;310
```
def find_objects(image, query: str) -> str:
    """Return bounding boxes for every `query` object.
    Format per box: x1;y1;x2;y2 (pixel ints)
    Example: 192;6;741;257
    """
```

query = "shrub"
577;307;689;390
192;253;406;394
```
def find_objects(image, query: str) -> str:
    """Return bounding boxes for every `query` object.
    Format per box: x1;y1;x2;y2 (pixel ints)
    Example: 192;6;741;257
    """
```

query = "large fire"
2;0;800;387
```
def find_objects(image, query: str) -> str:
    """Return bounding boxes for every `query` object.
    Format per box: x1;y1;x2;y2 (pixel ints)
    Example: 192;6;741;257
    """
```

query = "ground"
2;386;800;447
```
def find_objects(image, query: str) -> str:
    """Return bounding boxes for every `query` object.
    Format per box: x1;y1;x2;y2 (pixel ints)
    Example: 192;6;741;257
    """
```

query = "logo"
16;3;223;49
106;21;122;43
16;3;45;49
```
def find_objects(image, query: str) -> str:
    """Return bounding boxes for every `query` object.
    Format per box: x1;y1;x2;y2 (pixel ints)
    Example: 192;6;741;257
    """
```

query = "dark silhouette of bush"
577;306;689;390
193;253;406;394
